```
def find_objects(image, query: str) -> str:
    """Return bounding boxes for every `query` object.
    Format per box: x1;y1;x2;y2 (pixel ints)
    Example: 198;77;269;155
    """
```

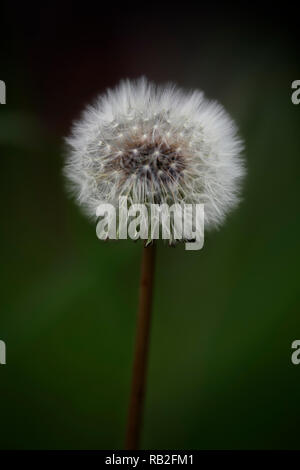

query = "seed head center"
118;141;185;183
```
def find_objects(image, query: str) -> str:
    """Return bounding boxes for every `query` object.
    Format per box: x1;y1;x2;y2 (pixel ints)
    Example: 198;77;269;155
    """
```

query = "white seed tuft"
64;77;245;232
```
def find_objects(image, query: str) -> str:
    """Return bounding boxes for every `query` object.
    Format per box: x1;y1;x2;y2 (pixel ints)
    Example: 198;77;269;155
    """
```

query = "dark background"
1;3;300;449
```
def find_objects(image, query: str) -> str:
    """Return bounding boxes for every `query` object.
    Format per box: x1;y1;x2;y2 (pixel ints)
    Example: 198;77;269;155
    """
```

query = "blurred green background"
1;4;300;449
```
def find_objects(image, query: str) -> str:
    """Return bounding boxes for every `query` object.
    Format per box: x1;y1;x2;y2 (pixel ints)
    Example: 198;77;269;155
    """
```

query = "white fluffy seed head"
64;77;245;233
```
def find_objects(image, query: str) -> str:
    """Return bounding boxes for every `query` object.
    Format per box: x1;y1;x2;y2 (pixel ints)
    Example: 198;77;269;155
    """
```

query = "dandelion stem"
125;243;156;450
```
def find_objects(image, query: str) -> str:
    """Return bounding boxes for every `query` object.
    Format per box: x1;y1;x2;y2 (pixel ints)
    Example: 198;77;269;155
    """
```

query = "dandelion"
64;78;244;241
64;77;245;449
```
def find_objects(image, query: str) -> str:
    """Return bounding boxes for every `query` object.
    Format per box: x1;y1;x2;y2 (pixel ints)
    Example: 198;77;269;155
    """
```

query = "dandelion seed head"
64;77;245;230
